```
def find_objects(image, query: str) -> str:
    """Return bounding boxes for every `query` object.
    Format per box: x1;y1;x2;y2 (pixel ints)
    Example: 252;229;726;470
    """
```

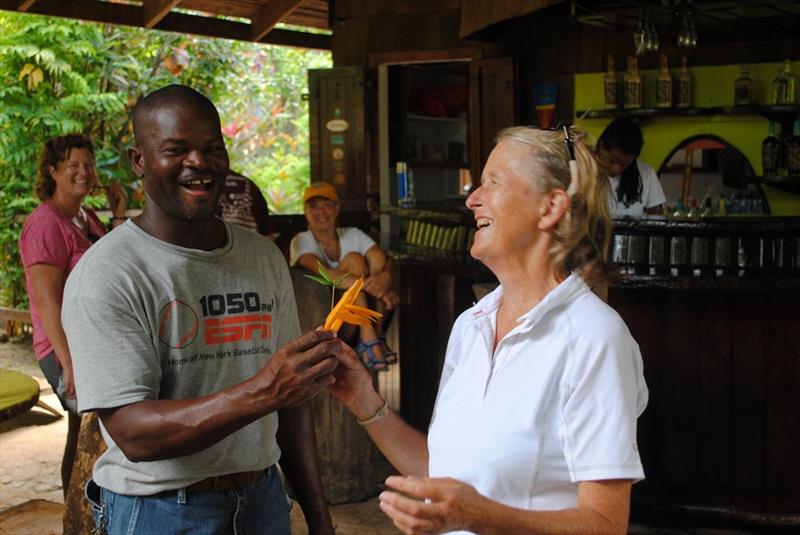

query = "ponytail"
495;127;615;286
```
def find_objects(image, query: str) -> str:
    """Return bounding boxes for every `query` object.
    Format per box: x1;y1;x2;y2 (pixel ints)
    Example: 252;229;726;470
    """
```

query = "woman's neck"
491;245;566;317
311;227;337;244
48;191;82;218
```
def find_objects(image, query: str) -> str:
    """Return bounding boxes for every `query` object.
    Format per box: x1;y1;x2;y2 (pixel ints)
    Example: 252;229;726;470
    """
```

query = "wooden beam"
17;0;37;11
0;0;331;50
251;0;303;42
143;0;181;29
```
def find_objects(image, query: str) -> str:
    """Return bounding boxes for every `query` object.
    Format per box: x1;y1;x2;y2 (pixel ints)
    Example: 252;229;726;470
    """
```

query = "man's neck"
134;208;226;251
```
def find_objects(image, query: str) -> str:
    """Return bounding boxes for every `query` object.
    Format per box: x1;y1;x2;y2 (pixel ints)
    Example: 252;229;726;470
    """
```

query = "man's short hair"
131;84;219;142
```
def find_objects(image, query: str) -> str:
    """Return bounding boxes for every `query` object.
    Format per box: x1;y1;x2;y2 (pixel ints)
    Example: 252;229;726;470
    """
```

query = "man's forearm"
98;374;281;462
277;403;334;534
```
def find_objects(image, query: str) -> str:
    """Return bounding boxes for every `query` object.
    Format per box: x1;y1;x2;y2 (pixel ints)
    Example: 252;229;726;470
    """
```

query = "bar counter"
385;207;800;526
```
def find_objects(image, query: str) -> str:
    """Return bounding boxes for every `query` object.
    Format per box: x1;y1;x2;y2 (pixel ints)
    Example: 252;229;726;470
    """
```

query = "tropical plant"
0;11;331;308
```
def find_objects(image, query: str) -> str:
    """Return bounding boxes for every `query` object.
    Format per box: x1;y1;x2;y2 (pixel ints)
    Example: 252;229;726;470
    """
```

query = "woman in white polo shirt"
597;117;666;217
328;126;648;534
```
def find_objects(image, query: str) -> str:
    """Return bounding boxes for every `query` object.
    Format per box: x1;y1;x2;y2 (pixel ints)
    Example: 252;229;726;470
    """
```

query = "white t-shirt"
427;274;647;533
607;161;666;217
289;227;376;268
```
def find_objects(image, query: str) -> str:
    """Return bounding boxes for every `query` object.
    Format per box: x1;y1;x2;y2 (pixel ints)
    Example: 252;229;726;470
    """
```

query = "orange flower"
324;275;382;331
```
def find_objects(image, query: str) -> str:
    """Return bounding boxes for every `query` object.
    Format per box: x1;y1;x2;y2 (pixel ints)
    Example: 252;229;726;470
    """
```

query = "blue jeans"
85;466;291;535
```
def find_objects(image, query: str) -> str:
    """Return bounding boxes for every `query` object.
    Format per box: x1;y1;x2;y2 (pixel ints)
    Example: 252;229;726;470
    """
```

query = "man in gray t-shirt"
62;85;340;535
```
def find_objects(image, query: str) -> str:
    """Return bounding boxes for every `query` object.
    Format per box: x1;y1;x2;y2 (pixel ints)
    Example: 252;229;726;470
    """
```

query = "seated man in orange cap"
290;181;399;370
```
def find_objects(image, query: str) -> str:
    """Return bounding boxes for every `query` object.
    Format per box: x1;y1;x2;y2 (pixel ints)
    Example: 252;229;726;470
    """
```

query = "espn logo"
204;314;272;345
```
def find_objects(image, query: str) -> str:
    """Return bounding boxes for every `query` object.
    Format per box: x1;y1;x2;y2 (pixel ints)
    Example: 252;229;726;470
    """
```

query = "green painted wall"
574;61;800;215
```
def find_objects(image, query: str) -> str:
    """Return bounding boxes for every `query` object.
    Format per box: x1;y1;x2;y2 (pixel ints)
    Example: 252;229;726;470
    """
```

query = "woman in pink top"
19;134;127;496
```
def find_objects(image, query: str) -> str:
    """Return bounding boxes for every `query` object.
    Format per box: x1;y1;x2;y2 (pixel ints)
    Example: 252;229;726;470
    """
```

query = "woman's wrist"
350;390;386;422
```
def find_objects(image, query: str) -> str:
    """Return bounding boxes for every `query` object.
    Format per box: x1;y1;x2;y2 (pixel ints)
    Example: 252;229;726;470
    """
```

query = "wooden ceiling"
0;0;331;49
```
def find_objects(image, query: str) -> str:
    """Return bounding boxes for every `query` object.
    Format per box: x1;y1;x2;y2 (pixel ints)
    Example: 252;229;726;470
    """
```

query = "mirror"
658;135;769;215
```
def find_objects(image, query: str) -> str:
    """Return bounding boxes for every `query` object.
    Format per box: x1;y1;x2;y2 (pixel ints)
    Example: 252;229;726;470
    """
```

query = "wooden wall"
331;1;798;129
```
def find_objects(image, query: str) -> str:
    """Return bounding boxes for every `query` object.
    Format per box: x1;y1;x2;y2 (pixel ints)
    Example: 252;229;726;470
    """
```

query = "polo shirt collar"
471;272;587;332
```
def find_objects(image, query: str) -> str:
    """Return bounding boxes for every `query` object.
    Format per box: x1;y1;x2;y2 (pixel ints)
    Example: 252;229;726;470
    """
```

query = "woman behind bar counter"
597;117;666;217
327;126;648;534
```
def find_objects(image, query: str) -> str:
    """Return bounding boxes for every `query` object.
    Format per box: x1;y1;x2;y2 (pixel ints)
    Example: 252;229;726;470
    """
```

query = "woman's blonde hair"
495;126;614;285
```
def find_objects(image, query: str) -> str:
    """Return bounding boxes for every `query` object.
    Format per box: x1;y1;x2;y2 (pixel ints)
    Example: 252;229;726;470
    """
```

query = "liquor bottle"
772;68;788;104
604;54;619;110
761;121;781;176
785;120;800;176
656;54;672;108
672;198;687;218
676;56;691;108
700;197;713;217
784;60;796;104
734;64;753;106
623;56;642;109
687;197;700;219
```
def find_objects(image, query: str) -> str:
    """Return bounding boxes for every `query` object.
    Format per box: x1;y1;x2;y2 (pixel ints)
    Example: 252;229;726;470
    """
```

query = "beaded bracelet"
357;399;389;426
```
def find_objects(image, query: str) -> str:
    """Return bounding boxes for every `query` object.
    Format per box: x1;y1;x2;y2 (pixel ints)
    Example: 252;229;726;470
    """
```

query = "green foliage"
304;261;349;311
0;12;331;307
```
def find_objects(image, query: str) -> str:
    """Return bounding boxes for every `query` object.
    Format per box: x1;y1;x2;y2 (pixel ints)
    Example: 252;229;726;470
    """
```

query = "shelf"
406;113;467;123
576;105;800;122
754;175;800;194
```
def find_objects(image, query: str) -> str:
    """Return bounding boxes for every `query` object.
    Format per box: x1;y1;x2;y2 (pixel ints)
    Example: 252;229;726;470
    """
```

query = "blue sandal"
379;337;398;365
355;339;392;371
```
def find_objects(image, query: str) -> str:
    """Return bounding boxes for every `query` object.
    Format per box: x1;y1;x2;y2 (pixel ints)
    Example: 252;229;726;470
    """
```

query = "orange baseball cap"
303;181;338;203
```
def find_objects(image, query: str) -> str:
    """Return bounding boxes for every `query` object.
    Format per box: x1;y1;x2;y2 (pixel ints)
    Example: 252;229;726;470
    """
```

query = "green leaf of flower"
304;274;331;286
317;261;332;282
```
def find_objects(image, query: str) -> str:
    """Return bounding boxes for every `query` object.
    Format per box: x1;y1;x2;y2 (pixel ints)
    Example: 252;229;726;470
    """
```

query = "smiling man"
62;85;339;535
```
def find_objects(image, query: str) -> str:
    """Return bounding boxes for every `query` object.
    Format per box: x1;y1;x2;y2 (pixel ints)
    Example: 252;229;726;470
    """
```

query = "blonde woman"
327;126;648;534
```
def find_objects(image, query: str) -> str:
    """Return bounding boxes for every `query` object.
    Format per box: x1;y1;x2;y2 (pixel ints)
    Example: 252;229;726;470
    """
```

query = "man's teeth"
182;178;213;185
477;217;493;229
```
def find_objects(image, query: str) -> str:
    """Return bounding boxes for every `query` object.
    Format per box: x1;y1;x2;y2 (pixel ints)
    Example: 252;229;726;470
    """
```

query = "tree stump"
290;267;393;504
62;412;106;535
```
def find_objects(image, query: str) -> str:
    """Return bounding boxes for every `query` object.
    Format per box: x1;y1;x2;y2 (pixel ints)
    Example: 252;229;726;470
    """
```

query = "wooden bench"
0;306;32;338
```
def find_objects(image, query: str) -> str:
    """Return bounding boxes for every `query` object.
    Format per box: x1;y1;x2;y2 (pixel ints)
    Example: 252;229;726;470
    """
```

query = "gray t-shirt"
62;220;300;496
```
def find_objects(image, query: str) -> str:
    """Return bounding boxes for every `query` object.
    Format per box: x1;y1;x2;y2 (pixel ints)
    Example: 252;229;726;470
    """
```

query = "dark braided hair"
597;118;644;208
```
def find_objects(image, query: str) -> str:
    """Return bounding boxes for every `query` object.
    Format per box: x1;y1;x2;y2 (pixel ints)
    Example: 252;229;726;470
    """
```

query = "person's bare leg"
338;253;388;367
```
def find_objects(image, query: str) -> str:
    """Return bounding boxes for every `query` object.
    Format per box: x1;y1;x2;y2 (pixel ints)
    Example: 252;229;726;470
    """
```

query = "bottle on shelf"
396;161;408;205
687;197;700;219
783;59;796;105
700;197;713;217
656;54;672;108
785;120;800;176
761;121;781;176
772;67;788;105
734;64;753;106
623;55;642;109
672;198;687;218
676;56;691;108
717;196;727;216
604;54;619;110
